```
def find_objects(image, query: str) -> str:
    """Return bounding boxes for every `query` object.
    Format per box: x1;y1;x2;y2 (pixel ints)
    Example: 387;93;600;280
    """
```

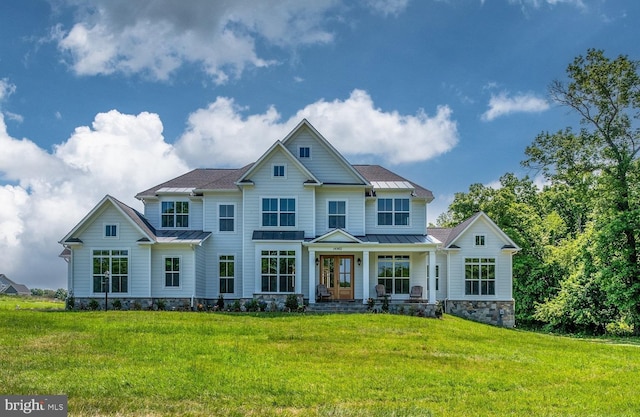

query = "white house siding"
195;244;206;296
364;192;427;235
70;204;150;298
150;245;195;298
155;195;203;230
284;129;363;184
241;149;315;298
143;200;159;226
315;187;366;236
203;192;243;299
445;219;513;301
434;253;448;300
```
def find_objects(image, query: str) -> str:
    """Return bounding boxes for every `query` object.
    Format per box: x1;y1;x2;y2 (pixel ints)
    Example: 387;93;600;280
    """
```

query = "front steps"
306;300;369;313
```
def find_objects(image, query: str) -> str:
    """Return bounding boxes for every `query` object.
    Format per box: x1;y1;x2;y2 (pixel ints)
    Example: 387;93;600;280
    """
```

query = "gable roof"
60;195;210;246
429;212;520;251
0;274;30;295
281;119;370;185
353;165;434;201
237;139;321;185
310;229;364;244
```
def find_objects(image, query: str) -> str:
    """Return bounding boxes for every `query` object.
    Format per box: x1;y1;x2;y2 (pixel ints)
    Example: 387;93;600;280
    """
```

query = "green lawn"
1;305;639;416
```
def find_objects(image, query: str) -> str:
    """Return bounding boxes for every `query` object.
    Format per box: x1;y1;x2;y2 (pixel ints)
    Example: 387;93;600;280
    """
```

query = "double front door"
320;255;354;300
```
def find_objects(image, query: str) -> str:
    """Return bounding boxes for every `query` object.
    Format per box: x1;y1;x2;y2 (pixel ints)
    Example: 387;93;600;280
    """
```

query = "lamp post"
103;270;110;311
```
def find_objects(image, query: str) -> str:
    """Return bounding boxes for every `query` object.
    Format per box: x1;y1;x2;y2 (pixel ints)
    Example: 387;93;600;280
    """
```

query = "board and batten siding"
446;219;513;300
70;204;150;298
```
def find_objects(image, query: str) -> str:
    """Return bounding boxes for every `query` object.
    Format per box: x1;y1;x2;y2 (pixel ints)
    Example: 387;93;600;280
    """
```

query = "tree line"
438;49;640;335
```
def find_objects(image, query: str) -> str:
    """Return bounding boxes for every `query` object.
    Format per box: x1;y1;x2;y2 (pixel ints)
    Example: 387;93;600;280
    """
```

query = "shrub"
244;299;260;312
88;299;100;311
229;300;242;312
111;299;122;310
216;295;225;311
65;292;75;310
285;294;299;311
366;298;375;310
606;317;635;337
381;295;389;312
156;299;166;311
132;301;142;311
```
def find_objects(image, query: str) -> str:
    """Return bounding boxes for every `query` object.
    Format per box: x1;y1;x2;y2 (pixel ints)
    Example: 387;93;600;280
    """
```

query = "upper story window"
262;198;296;227
328;201;346;229
219;204;235;232
104;224;118;238
377;198;410;226
299;146;311;158
161;201;189;228
475;234;486;246
272;164;286;178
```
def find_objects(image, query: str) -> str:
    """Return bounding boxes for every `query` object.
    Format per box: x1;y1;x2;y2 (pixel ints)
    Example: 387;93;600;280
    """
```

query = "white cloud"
0;111;187;289
0;78;16;102
481;91;549;121
55;0;340;82
176;89;459;167
365;0;409;16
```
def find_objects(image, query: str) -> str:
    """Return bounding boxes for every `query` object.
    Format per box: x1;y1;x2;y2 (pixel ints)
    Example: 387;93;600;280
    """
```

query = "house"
0;274;31;296
59;119;519;326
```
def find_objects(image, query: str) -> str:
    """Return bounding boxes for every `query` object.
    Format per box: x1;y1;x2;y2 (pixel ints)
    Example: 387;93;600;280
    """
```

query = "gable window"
219;204;235;232
465;258;495;295
299;146;310;158
261;250;295;293
164;257;180;287
475;234;486;246
219;255;235;293
427;264;440;291
377;255;410;295
92;250;128;293
328;201;346;229
161;201;189;228
273;164;286;178
262;198;296;227
104;224;118;238
377;198;410;226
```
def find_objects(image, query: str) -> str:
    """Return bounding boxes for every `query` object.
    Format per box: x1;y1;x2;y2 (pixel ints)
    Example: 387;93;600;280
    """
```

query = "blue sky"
0;0;637;289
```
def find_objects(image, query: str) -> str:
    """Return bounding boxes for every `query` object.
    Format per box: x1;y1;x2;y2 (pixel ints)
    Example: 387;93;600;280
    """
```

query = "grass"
1;300;639;416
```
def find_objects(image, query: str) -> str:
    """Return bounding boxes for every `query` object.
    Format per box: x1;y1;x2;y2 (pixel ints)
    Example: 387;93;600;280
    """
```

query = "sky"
0;0;638;290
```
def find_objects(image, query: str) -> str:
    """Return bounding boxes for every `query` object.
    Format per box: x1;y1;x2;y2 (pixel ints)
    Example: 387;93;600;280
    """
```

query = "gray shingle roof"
0;274;30;295
352;165;434;200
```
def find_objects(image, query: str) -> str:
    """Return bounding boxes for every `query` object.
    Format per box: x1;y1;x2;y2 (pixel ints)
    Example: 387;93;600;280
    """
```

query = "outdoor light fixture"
315;258;319;266
357;258;361;266
103;270;110;311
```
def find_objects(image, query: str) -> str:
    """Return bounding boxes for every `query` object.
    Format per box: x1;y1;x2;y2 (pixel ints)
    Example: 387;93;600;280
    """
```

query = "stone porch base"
445;299;515;327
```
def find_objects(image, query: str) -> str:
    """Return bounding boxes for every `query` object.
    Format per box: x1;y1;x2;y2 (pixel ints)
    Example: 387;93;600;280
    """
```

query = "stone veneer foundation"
445;300;515;327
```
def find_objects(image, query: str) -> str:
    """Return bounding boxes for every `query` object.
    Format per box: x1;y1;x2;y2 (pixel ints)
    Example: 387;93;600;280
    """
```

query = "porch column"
308;250;316;304
428;250;436;304
361;250;370;304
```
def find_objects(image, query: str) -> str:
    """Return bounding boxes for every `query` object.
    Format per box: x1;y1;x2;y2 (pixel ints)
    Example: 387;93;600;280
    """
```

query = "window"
377;255;410;295
219;204;234;232
219;255;235;293
299;146;310;158
427;264;440;291
273;164;285;178
92;250;128;293
475;234;486;246
328;201;346;229
161;201;189;228
262;198;295;227
377;198;410;226
164;257;180;287
465;258;496;295
104;224;118;238
261;250;295;292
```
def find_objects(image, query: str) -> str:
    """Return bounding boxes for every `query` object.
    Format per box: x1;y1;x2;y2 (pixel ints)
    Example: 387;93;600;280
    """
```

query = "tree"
524;49;640;331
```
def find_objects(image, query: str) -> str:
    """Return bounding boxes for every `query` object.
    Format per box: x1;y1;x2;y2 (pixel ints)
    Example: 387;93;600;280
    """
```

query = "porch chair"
409;285;423;301
316;284;332;302
375;284;390;299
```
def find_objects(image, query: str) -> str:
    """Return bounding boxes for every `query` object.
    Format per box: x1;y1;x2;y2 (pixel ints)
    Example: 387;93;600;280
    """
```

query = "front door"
320;255;354;300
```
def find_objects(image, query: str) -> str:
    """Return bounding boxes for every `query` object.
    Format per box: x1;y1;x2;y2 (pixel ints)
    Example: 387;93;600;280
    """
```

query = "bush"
156;299;166;311
65;292;75;310
216;295;225;311
111;299;122;310
88;299;100;311
606;317;635;337
285;294;299;311
229;300;242;312
381;295;389;312
244;299;260;312
132;301;142;311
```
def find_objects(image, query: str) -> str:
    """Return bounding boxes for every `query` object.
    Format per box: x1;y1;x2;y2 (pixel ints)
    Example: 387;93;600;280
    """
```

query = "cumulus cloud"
0;111;187;289
176;89;459;167
55;0;340;82
481;91;549;121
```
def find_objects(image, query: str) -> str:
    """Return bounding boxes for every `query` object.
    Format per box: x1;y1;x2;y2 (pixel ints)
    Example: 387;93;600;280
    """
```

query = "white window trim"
218;203;236;234
474;234;486;247
376;197;411;227
159;200;190;229
103;223;119;239
90;248;131;295
327;200;348;230
376;254;411;295
298;145;312;159
260;196;297;228
271;163;287;179
218;253;236;294
427;264;440;291
163;255;182;289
